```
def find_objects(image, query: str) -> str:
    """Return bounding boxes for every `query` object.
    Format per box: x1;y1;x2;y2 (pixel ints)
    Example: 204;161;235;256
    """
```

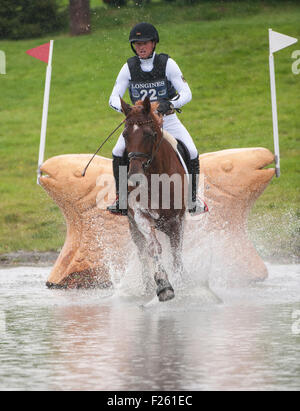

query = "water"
0;264;299;391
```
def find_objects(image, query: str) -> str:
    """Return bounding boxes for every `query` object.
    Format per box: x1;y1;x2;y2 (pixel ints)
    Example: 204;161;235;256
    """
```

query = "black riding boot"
107;155;128;216
188;155;208;215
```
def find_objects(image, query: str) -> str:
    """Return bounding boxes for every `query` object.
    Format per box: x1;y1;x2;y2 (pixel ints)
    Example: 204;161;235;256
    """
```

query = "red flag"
26;42;50;64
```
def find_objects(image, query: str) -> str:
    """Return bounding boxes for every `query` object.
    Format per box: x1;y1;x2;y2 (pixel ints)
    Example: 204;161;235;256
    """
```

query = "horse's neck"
152;136;181;174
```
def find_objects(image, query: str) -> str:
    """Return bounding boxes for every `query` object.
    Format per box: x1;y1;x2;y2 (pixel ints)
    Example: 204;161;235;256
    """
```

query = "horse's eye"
146;132;156;140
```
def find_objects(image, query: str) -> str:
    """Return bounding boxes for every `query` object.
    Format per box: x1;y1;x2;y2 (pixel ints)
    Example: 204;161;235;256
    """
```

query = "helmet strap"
131;42;137;56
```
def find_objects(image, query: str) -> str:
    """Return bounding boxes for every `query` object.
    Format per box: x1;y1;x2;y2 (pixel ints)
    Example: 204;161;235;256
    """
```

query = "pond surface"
0;263;299;391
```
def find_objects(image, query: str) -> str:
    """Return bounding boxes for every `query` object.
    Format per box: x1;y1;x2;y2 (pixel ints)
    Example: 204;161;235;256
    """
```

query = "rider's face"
134;40;155;59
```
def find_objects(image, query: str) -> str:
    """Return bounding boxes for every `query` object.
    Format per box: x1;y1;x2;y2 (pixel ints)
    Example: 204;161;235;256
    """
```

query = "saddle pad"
162;130;190;177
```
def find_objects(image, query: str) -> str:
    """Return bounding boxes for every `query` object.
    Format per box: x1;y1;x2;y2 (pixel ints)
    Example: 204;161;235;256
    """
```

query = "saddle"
161;130;191;174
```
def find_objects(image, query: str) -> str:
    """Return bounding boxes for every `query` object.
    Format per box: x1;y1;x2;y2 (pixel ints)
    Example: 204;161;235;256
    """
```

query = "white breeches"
112;113;198;160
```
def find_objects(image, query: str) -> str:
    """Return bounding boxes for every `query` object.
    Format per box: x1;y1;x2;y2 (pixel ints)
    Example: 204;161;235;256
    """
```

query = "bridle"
126;117;164;173
81;113;164;178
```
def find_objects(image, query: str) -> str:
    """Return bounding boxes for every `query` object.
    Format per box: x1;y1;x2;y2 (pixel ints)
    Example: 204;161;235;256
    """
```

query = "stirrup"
188;196;209;215
107;197;127;216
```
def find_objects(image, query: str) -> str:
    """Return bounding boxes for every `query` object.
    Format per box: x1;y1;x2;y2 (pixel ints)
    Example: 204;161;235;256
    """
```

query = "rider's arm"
166;58;192;109
109;63;130;113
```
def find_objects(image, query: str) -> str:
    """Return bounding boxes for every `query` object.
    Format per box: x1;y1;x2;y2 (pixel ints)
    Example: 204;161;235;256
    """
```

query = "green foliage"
0;0;67;40
102;0;151;6
103;0;128;6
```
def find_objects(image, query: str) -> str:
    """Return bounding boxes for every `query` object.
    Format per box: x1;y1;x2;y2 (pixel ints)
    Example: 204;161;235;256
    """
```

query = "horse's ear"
143;96;151;114
120;97;131;116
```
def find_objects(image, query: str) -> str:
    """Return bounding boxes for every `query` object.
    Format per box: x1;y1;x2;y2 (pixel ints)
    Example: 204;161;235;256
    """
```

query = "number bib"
129;78;168;103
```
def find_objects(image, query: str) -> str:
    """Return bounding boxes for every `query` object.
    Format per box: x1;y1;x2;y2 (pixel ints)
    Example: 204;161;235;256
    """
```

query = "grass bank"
0;1;299;259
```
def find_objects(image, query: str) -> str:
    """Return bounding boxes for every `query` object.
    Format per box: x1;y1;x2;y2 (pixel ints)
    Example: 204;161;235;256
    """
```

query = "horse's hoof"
158;287;175;302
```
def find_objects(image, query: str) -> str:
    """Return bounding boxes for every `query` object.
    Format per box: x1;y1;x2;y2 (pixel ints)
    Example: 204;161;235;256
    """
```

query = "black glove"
157;99;174;115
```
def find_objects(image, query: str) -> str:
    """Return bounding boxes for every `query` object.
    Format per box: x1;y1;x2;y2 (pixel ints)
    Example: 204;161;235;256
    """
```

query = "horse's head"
120;97;162;178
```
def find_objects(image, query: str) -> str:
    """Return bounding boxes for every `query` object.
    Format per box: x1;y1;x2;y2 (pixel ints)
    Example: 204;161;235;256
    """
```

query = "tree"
69;0;91;36
0;0;65;40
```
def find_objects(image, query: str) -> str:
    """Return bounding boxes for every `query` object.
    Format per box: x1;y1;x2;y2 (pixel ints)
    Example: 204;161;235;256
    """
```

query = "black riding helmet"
129;22;159;57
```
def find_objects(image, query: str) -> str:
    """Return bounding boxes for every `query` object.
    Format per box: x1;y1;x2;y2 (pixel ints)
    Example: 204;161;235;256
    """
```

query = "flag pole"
268;28;298;178
269;51;280;178
37;40;54;185
269;29;280;178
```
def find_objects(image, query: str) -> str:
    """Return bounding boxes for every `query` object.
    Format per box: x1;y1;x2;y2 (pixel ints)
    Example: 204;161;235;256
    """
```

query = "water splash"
248;208;300;263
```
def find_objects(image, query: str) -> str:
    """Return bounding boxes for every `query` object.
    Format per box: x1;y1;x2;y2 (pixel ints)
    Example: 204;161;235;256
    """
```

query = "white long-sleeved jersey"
109;52;192;113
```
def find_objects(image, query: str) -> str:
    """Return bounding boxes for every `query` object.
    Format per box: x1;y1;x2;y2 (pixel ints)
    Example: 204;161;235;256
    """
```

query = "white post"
268;28;298;178
37;40;54;184
0;50;6;75
268;38;280;178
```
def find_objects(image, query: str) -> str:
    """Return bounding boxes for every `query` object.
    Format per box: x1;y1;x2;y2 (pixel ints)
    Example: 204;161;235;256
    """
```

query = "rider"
107;22;204;215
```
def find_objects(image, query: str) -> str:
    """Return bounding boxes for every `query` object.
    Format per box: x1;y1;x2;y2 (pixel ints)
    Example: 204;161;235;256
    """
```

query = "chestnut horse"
120;97;188;302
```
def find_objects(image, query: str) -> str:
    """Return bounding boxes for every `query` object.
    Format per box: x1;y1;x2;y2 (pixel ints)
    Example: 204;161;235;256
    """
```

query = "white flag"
269;29;298;54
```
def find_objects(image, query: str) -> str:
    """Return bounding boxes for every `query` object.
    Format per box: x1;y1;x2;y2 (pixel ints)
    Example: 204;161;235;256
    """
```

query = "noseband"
126;118;163;173
128;151;152;172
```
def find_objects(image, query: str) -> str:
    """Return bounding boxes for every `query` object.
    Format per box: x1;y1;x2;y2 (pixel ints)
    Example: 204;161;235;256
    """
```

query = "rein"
81;119;125;177
81;113;164;177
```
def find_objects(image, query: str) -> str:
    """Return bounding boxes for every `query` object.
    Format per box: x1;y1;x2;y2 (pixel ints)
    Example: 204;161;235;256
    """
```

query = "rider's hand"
157;99;174;116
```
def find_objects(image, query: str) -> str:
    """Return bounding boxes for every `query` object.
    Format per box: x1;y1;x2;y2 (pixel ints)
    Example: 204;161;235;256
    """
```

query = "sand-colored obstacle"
39;147;274;288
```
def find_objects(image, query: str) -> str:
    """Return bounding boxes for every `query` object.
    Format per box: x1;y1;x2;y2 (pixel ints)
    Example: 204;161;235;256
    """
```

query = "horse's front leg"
128;217;154;294
165;218;186;282
132;209;175;302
